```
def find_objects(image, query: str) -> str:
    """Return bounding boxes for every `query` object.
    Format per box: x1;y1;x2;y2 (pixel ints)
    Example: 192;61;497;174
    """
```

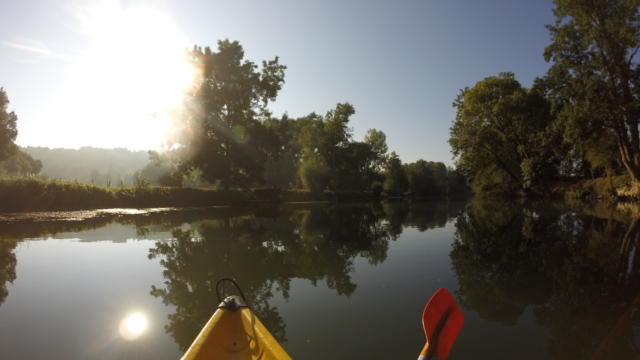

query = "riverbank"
549;175;637;203
0;177;432;212
0;177;324;212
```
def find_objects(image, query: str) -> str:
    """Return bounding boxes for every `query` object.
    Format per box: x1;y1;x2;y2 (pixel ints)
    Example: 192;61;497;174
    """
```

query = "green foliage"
0;150;42;176
383;152;409;195
299;103;356;191
0;88;18;162
405;160;448;198
1;40;465;203
150;40;457;196
543;0;640;182
140;151;184;187
298;155;330;193
450;73;554;193
370;181;383;198
138;161;169;184
170;40;286;189
262;115;301;189
0;177;257;212
364;128;389;171
447;167;472;199
133;173;150;189
0;238;17;306
0;177;118;211
157;172;183;187
294;104;390;192
584;136;620;177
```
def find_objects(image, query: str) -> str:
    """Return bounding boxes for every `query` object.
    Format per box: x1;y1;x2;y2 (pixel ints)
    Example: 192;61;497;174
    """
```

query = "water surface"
0;200;638;359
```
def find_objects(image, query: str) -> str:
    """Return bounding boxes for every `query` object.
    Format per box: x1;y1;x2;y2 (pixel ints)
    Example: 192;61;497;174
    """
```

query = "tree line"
144;41;468;198
0;42;467;199
0;88;41;176
450;0;640;196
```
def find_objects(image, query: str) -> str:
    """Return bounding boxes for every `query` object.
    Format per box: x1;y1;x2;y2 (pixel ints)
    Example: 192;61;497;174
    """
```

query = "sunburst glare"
50;2;195;150
118;311;149;341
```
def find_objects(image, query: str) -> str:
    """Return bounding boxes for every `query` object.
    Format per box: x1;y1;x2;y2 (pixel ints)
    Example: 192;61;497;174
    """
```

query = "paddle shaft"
417;343;429;360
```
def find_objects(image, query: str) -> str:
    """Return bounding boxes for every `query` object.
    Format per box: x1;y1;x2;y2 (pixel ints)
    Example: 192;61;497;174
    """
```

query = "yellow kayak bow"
181;288;292;360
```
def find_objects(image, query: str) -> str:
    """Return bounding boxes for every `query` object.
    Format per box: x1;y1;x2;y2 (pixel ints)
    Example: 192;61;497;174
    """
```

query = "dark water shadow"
451;197;640;359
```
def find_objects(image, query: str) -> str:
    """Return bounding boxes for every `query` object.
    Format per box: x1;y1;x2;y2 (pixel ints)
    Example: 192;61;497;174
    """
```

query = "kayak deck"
181;305;292;360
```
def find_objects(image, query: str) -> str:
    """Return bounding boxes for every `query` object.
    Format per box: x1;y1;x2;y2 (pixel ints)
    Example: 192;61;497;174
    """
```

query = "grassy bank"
0;177;255;212
550;175;631;202
0;177;358;212
0;177;463;212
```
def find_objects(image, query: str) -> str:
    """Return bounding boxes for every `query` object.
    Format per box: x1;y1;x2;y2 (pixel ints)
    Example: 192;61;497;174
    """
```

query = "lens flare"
119;311;148;341
45;3;195;150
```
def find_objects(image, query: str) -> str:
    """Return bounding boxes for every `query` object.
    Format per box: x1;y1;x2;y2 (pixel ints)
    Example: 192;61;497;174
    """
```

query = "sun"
54;3;195;150
118;311;149;341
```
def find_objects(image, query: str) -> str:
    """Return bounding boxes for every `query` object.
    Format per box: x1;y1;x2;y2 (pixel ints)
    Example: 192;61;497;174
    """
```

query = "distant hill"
22;147;150;186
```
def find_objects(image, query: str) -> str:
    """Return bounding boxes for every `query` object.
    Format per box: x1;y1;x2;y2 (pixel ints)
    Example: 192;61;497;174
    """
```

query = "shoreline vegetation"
2;3;639;209
3;173;639;213
449;2;640;203
0;42;471;209
0;177;470;213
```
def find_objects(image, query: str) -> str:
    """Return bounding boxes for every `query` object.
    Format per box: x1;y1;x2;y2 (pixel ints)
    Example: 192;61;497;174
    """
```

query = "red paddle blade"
422;288;464;359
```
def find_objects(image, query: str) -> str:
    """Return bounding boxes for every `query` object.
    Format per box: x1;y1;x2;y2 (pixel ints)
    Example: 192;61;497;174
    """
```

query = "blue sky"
0;0;555;164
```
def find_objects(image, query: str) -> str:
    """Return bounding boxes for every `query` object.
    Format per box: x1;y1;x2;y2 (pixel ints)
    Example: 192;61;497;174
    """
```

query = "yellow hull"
181;306;292;360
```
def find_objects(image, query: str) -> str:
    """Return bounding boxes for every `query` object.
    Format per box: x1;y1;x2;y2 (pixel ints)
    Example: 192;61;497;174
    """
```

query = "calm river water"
0;200;638;359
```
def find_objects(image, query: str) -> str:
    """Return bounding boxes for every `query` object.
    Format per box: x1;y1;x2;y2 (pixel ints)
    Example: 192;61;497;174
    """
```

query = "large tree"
0;88;18;162
0;150;42;176
296;103;388;191
449;73;553;192
544;0;640;182
170;40;286;189
364;128;389;172
383;152;408;195
405;160;448;198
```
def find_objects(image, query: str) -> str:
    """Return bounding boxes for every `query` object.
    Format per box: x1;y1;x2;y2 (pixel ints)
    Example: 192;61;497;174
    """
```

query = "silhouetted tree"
294;104;390;192
0;150;42;175
383;152;408;195
405;160;447;198
262;115;301;189
0;88;18;162
449;73;553;193
169;40;286;190
543;0;640;183
364;129;389;172
0;239;17;306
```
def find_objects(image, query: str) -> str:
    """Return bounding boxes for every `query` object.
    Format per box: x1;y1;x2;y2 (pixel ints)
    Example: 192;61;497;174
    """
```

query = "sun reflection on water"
119;311;148;341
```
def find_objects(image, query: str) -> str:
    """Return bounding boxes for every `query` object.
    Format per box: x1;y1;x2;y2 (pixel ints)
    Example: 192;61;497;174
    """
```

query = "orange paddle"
418;288;464;360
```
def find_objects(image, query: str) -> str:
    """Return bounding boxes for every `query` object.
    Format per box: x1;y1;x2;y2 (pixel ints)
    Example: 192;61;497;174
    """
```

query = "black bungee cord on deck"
216;278;250;310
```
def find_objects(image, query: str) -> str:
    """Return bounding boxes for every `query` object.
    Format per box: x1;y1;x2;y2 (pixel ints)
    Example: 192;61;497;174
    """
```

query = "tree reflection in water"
451;198;640;359
5;199;636;358
147;203;417;351
0;239;17;306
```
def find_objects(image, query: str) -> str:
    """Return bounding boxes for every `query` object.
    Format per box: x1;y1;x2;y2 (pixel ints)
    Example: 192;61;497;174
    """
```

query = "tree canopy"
543;0;640;183
168;40;286;190
0;150;42;176
449;73;553;193
143;39;464;198
0;88;18;162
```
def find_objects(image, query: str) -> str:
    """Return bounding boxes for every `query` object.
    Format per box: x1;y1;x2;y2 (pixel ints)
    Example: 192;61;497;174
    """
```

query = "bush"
0;177;251;212
370;181;383;198
299;157;330;193
158;172;182;187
